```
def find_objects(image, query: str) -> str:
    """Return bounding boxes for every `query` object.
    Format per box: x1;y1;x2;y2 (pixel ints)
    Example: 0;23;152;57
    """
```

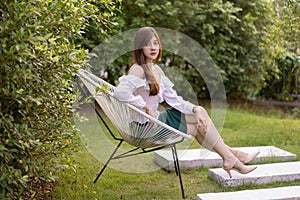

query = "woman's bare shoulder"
128;63;144;79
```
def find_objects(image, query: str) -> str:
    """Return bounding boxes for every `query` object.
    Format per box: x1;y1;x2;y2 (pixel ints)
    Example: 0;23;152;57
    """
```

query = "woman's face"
142;35;160;63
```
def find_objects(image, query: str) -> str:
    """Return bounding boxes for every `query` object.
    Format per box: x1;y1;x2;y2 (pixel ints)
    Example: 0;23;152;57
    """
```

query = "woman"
113;27;258;178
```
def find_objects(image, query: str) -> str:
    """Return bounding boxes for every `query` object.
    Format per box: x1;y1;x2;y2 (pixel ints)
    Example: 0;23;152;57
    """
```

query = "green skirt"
158;108;187;133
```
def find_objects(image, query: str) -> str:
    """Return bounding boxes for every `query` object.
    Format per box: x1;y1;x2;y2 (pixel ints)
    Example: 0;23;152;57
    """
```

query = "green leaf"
44;33;52;39
0;145;7;151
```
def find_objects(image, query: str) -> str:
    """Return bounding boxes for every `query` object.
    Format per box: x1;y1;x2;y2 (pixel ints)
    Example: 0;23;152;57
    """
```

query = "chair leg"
94;140;123;183
171;146;179;176
172;144;185;199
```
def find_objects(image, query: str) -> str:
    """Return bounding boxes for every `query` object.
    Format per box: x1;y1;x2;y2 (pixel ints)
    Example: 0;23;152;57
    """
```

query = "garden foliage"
94;0;276;98
85;0;299;99
0;0;118;198
259;0;300;99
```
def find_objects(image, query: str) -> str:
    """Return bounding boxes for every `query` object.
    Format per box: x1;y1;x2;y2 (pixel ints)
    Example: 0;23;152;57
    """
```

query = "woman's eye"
145;41;159;47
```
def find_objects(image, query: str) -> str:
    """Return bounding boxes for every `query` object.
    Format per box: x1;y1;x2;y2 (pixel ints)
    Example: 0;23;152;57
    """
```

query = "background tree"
78;0;122;50
89;0;276;99
259;0;300;100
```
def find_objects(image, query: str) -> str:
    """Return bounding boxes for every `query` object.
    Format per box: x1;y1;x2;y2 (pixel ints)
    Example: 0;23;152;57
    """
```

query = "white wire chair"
76;69;192;199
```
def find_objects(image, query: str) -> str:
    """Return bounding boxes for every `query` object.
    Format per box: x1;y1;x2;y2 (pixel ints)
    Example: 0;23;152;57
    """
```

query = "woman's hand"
193;106;208;134
143;105;157;118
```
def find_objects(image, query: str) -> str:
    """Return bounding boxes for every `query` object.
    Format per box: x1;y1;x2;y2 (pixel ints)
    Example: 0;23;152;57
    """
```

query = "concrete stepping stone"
197;186;300;200
154;146;296;171
208;161;300;187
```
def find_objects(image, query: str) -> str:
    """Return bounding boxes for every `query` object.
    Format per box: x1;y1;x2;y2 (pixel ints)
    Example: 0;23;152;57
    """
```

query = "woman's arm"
161;76;196;114
161;75;208;133
113;74;146;109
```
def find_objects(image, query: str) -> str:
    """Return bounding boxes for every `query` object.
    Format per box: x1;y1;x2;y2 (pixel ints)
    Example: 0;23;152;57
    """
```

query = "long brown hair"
133;27;162;95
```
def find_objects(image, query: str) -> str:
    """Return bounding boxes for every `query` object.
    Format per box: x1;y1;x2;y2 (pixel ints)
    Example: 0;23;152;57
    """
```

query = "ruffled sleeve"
113;75;147;109
160;76;196;114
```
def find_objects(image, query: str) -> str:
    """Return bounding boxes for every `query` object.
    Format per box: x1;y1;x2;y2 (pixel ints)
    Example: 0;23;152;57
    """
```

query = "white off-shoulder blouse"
113;67;196;123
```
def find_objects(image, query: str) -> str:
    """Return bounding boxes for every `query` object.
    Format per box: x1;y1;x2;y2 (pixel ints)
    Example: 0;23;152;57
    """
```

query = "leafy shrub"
0;0;99;198
259;1;300;100
260;53;300;100
91;0;275;99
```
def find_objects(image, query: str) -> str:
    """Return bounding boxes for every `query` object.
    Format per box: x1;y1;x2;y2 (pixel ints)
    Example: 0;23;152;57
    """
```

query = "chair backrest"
77;69;191;149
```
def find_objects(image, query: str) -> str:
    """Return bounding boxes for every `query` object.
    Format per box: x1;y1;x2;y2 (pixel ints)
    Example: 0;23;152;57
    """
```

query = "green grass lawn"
52;104;300;200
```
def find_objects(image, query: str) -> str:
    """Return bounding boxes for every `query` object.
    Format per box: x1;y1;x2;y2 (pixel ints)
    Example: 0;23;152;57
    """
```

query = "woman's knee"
195;106;209;118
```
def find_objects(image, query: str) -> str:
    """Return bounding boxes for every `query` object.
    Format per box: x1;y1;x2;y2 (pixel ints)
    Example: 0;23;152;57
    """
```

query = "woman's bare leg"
185;107;236;161
185;108;259;164
187;129;257;163
227;146;260;164
184;106;257;177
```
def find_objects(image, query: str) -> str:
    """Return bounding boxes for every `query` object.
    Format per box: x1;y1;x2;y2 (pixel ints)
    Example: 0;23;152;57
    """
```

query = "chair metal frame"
76;70;189;199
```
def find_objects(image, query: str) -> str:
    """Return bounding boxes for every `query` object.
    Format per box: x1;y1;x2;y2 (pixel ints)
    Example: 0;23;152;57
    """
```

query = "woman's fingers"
194;106;210;134
198;117;207;134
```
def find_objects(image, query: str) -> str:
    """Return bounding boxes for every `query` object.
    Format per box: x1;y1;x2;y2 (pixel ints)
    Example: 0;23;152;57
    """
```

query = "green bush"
259;1;300;100
92;0;275;99
0;0;99;198
260;53;300;100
